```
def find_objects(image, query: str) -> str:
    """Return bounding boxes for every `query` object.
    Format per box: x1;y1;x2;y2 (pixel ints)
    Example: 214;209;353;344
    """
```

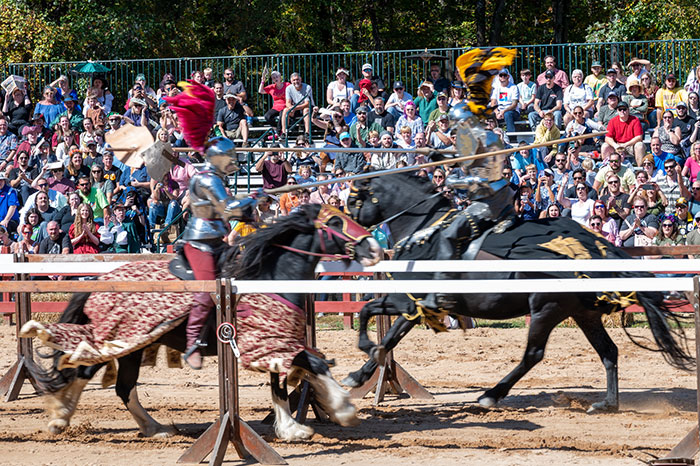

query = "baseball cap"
223;93;236;99
591;60;602;68
130;97;146;107
437;91;448;98
607;93;619;100
606;68;617;75
543;168;554;176
31;113;44;122
676;197;688;207
667;73;677;81
616;101;629;110
544;70;555;79
362;63;373;71
135;73;146;81
335;68;349;77
63;95;75;102
0;173;8;181
393;81;404;89
113;203;126;210
438;113;449;121
677;101;688;108
356;106;369;114
339;132;351;140
84;137;97;146
498;68;510;76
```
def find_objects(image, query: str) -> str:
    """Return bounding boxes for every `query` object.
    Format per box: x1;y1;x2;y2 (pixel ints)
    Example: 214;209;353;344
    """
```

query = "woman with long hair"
540;203;561;219
654;214;685;247
688;92;700;119
63;149;90;184
84;76;113;114
591;200;621;245
2;86;31;136
557;174;595;226
57;190;82;232
326;68;354;106
448;81;466;107
641;73;659;128
22;207;43;243
653;110;682;157
395;101;423;144
34;86;63;129
683;141;700;184
69;203;100;254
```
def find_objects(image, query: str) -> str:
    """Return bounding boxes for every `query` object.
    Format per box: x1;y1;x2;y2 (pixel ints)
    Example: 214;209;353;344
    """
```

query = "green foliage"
0;0;62;63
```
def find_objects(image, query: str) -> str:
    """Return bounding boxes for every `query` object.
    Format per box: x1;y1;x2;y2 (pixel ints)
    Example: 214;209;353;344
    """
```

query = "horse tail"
25;293;92;394
633;289;695;371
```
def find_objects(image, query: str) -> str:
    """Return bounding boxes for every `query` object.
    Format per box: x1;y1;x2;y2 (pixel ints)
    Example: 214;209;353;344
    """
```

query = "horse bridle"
274;205;372;260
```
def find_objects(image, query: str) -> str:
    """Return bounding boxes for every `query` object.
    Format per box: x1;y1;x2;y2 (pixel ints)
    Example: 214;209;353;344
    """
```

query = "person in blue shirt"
0;172;20;233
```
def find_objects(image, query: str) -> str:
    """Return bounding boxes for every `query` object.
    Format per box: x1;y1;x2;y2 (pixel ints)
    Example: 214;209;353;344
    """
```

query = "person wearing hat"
596;68;626;113
123;96;151;129
598;92;622;127
448;80;466;107
626;57;650;89
601;100;646;166
3;85;31;137
327;68;354;106
528;69;563;130
673;196;694;234
427;91;450;123
536;55;569;88
414;81;437;122
49;94;84;132
349;105;383;147
385;81;413;119
351;63;386;111
426;113;452;149
534;167;558;213
584;61;607;98
655;158;691;215
216;93;249;146
655;73;687;128
332;132;365;174
622;79;649;127
490;68;520;132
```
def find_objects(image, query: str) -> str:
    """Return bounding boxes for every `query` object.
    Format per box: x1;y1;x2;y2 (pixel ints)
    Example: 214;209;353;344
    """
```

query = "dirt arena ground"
0;321;697;465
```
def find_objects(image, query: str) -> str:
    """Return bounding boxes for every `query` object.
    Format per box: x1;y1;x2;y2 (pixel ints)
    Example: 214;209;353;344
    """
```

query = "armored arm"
197;174;256;221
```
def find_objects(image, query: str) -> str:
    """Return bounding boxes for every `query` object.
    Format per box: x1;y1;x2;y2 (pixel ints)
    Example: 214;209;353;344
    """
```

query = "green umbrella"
72;61;111;74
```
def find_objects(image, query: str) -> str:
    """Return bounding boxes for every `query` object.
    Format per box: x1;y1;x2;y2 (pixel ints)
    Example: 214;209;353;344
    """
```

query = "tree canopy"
3;0;700;64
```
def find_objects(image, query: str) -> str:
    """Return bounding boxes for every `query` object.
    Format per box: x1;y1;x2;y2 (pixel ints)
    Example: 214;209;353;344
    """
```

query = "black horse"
22;204;382;441
342;173;693;412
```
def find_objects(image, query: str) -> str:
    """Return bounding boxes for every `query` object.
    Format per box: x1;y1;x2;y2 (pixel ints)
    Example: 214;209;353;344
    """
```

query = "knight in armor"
181;136;257;369
418;49;518;315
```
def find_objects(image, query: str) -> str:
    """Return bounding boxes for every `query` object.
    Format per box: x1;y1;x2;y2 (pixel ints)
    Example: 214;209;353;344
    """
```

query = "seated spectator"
427;91;449;124
0;118;17;165
37;220;72;255
49;75;77;106
12;223;35;254
101;152;123;192
255;145;292;189
282;73;313;135
620;195;659;246
49;95;83;132
76;175;111;223
588;214;620;246
21;208;43;244
655;73;687;125
529;71;563;130
2;86;31;136
626;58;650;88
562;167;597;200
156;73;177;100
255;194;278;223
657;159;691;213
81;137;102;168
640;73;659;127
370;131;399;170
327;68;354;106
629;178;667;217
534;112;560;163
9;150;37;204
69;203;100;254
448;81;466;107
350;105;383;147
594;152;636;193
217;93;249;146
395;102;423;143
352;63;378;111
294;165;316;185
490;68;520;132
596;68;626;114
396;126;414;150
584;61;607;99
564;106;605;152
333;132;364;173
85;76;113;114
557;174;595;225
289;134;321;173
536;55;569;88
366;97;396;133
100;203;142;253
386;81;413;119
674;101;698;156
327;194;342;209
515;183;539;220
512;141;547;176
654;215;685;250
517;69;536;115
683;142;700;183
428;64;451;94
597;93;622;127
622;80;649;128
541;203;561;218
414;81;437;123
592;202;621;246
63;149;90;184
29;139;56;177
279;178;301;215
309;174;333;204
290;188;312;213
674;198;695;237
50;115;75;149
646;136;679;176
599;173;631;227
24;176;66;212
122;97;151;129
34;86;64;130
688;92;700;119
83;93;106;130
563;69;595;124
653;110;683;161
258;70;289;132
534;168;557;212
119;160;151;203
426;114;452;149
601;102;646;166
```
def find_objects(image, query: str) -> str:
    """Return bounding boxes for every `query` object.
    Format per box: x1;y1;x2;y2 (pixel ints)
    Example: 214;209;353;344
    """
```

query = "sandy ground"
0;321;698;466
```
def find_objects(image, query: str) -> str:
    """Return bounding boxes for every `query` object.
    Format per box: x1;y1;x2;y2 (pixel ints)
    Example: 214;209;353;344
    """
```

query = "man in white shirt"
490;69;520;132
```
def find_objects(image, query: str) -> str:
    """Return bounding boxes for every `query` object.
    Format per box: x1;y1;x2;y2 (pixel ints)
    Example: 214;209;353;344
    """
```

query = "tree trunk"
475;0;486;46
552;0;567;44
368;1;383;50
488;0;508;45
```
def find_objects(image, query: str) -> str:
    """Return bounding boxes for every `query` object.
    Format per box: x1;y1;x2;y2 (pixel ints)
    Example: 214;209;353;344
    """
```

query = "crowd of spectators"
3;55;700;259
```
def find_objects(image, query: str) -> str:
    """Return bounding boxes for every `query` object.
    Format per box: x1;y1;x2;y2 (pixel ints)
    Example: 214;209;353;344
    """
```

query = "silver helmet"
204;137;239;176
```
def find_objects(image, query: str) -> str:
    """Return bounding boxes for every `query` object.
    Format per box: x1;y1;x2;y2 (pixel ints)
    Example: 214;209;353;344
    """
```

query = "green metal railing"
5;39;700;120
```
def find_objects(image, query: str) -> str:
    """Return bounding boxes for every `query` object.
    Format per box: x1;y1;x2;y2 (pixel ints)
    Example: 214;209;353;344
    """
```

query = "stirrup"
183;340;206;369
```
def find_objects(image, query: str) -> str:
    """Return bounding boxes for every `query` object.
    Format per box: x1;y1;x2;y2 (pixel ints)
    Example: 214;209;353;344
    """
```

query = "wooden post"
178;279;285;466
349;272;433;403
660;275;700;461
0;252;37;402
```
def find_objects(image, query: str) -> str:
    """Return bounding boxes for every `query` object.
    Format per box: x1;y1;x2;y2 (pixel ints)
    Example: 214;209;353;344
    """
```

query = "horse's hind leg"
47;364;103;434
115;350;176;438
478;300;562;408
269;373;314;441
573;313;619;413
293;351;359;427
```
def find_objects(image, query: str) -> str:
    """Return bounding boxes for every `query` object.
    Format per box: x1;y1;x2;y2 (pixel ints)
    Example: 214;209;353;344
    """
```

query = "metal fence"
4;39;700;116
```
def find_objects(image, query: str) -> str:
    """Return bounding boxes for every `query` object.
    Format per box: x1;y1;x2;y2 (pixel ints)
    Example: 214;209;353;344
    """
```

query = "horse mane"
224;204;322;279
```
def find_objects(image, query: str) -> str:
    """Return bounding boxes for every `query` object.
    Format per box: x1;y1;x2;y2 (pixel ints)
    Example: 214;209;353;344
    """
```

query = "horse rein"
274;205;371;260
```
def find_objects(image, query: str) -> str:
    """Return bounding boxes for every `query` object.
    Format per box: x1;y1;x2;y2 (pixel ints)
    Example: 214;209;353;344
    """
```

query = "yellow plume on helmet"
456;47;517;117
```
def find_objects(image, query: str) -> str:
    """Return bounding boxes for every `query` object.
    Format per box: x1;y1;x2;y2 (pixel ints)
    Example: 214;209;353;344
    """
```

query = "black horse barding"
342;173;693;412
21;204;382;441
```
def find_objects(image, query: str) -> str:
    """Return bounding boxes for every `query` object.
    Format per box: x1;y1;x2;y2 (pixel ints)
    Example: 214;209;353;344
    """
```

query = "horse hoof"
340;375;359;388
372;346;387;366
586;401;619;414
48;419;69;434
277;424;314;442
478;396;497;409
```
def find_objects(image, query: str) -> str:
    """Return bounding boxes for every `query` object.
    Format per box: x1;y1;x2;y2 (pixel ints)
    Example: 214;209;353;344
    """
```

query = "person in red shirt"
602;101;646;166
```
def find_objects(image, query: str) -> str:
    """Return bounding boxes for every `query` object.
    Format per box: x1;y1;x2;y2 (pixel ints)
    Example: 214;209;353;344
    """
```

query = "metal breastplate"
182;171;232;242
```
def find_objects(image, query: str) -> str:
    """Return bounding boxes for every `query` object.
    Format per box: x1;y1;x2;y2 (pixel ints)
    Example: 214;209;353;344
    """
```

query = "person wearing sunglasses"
255;144;292;189
591;202;621;246
655;159;691;214
385;81;413;119
599;174;631;227
620;195;659;247
557;173;596;226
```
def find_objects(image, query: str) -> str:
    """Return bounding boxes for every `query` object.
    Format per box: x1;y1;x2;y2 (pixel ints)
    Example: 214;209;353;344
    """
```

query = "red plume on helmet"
163;80;215;153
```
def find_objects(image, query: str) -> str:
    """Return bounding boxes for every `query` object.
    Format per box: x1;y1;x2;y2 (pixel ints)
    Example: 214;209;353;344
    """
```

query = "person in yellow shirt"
655;73;688;126
584;61;607;98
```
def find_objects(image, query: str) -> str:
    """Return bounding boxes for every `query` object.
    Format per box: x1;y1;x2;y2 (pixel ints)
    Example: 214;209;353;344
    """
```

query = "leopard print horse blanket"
21;261;307;376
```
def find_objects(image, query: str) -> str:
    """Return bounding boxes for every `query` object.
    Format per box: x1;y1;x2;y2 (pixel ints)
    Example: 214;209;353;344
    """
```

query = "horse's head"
345;173;439;228
311;204;382;267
